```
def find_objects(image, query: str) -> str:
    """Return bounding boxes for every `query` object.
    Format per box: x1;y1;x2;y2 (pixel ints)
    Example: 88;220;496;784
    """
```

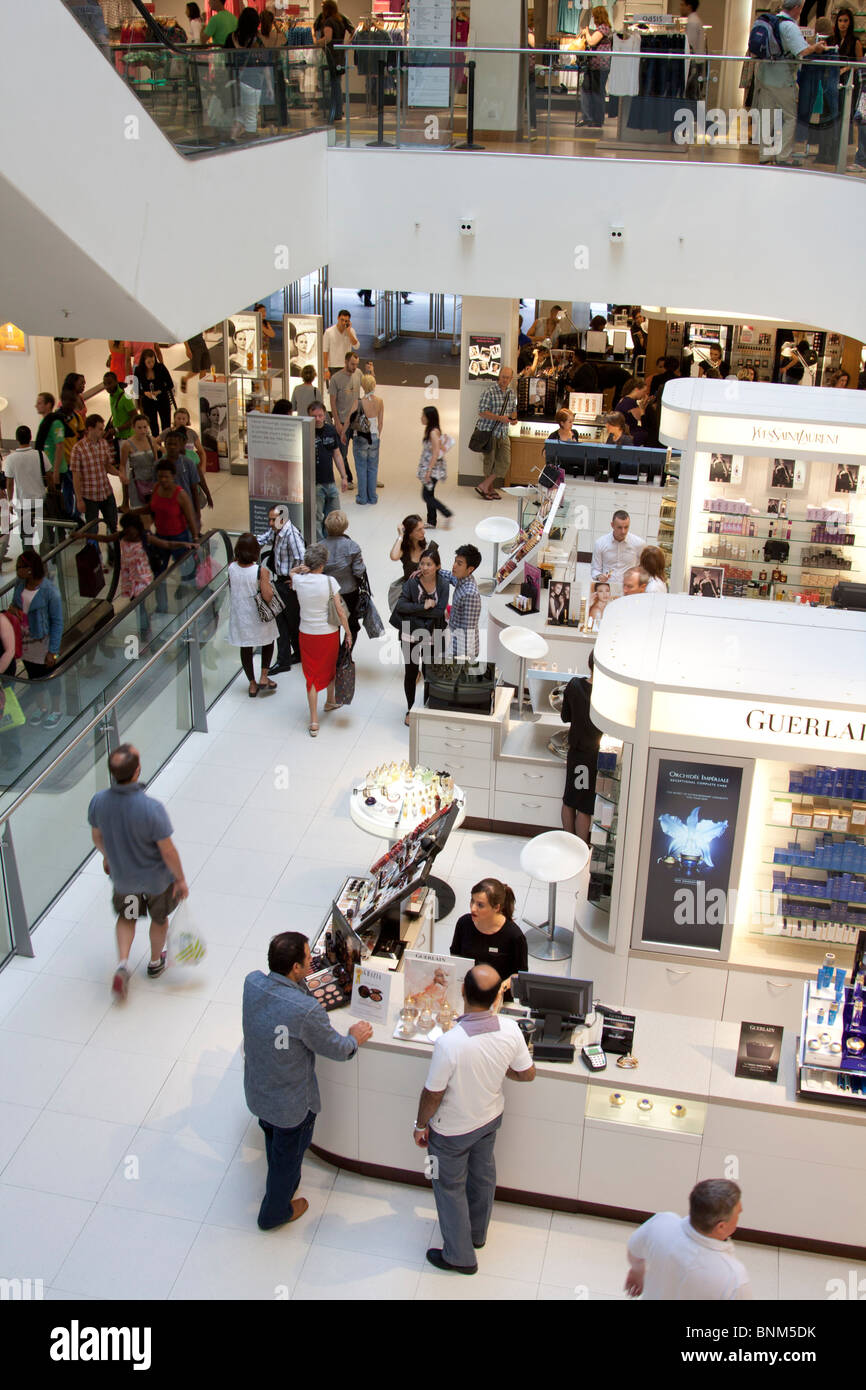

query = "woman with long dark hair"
134;350;175;436
185;2;203;43
390;545;448;725
417;406;453;529
313;0;353;123
225;6;267;139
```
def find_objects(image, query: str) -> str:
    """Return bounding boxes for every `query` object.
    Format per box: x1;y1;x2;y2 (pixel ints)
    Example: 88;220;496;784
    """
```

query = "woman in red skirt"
290;543;353;736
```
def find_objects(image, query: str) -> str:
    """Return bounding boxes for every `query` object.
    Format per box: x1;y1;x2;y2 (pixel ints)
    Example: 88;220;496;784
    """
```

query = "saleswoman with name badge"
450;878;528;1002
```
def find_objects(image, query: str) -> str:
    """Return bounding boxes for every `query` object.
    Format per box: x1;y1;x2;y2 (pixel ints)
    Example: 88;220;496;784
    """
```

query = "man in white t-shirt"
413;963;535;1274
625;1179;752;1300
7;425;46;547
322;310;360;383
591;510;646;588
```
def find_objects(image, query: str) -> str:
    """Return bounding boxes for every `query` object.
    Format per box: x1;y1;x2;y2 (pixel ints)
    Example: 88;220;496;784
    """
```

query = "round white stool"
498;626;549;716
520;830;590;961
474;515;519;594
501;485;536;528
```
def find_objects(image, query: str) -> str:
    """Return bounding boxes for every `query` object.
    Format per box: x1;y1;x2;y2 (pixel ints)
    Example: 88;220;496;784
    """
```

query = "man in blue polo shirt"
88;743;189;1001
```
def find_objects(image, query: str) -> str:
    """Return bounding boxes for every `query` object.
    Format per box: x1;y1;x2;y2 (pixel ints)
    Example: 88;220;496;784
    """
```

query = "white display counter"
310;1002;866;1255
580;593;866;1027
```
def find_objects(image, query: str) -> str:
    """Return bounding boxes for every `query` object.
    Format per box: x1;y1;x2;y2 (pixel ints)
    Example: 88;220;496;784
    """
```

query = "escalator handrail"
0;575;229;828
0;515;122;619
3;527;233;684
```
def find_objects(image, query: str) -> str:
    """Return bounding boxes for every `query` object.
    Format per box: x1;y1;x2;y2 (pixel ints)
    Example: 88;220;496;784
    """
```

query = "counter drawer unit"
492;788;562;828
415;749;492;791
461;784;493;819
722;969;803;1033
624;956;727;1020
496;758;566;801
414;718;493;748
579;1124;701;1212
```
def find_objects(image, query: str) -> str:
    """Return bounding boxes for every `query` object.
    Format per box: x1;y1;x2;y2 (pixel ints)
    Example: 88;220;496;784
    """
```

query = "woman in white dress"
228;532;280;697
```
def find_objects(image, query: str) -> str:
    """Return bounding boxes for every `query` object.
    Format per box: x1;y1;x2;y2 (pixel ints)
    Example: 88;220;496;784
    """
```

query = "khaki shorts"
482;434;511;481
112;885;178;923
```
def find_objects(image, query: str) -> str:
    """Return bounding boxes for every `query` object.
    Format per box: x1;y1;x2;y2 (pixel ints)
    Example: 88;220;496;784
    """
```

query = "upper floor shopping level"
3;0;865;343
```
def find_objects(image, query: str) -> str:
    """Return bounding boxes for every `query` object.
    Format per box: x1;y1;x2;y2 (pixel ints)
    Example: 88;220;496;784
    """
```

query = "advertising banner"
639;757;744;953
246;412;314;540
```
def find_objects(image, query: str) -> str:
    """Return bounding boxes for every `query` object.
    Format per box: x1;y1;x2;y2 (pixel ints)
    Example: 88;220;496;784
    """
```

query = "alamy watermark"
674;100;782;158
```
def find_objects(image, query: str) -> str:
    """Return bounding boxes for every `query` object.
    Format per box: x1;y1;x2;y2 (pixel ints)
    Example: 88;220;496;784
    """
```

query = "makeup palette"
306;967;349;1011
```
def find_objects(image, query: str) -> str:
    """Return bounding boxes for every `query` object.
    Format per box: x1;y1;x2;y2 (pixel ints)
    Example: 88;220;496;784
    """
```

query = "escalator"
0;526;233;796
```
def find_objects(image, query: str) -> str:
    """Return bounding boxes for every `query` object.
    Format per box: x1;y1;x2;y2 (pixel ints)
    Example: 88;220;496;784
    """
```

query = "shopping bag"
361;596;384;639
333;639;356;706
76;544;105;598
195;555;215;589
168;911;207;967
0;685;26;733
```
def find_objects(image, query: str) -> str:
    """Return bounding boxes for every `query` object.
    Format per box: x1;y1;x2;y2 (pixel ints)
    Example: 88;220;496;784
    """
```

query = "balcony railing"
62;0;866;177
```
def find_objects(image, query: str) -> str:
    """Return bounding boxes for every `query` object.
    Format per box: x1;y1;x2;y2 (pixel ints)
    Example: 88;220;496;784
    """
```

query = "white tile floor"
0;382;855;1302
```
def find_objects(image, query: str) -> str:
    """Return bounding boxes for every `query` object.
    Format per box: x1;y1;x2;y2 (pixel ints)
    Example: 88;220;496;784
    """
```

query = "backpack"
748;12;788;60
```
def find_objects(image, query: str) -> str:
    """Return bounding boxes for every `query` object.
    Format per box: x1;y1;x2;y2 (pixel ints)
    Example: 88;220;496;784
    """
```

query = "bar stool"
501;485;536;529
474;515;519;595
498;626;549;716
520;830;590;961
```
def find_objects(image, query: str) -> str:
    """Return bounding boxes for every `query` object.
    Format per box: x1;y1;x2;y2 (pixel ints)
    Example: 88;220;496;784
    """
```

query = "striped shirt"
70;437;115;500
256;520;306;577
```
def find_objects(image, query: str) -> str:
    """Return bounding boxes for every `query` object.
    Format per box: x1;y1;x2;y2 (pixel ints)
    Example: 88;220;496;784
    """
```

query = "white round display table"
498;625;549;715
474;515;520;594
520;830;590;961
349;780;466;918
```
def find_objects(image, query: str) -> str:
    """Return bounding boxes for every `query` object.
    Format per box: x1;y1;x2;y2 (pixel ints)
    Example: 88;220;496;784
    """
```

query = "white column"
0;335;58;440
457;295;519;486
469;0;523;138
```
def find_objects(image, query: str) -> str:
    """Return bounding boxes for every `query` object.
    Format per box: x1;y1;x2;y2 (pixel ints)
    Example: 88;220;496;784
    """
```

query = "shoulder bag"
327;575;344;628
253;564;286;623
333;637;356;705
468;425;494;453
357;569;385;639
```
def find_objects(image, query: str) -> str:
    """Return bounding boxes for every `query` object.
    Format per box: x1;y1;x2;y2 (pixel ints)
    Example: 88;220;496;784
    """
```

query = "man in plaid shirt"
475;366;517;501
70;414;120;535
257;504;307;673
439;544;482;659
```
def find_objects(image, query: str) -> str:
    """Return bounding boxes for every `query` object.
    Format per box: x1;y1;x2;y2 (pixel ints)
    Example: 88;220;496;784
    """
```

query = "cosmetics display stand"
572;592;866;1027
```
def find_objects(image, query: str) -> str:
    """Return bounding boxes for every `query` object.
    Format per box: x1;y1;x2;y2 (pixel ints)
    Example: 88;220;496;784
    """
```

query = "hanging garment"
626;32;687;134
557;0;583;37
609;32;642;97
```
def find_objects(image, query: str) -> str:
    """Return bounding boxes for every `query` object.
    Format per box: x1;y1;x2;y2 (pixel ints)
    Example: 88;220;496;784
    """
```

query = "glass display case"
796;973;866;1109
227;370;285;474
657;452;679;576
585;1081;707;1137
588;738;625;920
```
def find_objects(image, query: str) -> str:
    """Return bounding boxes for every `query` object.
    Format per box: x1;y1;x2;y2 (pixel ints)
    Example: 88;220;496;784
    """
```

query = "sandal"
488;490;503;500
259;678;278;692
248;682;259;698
323;701;341;712
474;486;489;499
309;723;319;737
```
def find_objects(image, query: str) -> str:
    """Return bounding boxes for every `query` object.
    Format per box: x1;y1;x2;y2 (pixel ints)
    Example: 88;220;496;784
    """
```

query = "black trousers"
343;588;362;646
273;579;300;666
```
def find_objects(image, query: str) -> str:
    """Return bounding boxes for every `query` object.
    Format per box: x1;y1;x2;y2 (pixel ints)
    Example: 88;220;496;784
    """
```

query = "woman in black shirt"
561;649;602;843
134;350;175;436
450;878;528;999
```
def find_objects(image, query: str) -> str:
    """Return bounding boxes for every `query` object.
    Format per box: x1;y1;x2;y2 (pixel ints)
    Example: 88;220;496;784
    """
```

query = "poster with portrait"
707;452;743;485
198;380;229;470
587;577;613;626
246;411;314;538
467;335;502;381
226;313;260;377
637;756;746;954
547;580;571;625
688;565;724;599
284;313;323;388
769;458;805;491
834;462;861;495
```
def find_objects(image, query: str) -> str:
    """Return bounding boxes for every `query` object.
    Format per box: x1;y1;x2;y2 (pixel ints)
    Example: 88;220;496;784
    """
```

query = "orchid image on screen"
657;807;729;871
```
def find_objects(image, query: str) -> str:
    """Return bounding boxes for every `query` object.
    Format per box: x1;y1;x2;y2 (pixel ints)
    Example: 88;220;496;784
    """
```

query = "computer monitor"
513;973;593;1024
612;328;629;356
586;330;608;356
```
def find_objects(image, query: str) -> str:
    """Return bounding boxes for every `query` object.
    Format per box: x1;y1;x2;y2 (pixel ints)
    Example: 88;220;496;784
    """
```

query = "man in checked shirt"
440;544;482;660
257;504;306;674
474;367;517;501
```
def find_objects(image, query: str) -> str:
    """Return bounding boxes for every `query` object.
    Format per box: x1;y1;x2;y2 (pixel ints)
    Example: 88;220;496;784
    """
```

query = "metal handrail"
336;42;866;66
0;575;227;828
6;527;232;684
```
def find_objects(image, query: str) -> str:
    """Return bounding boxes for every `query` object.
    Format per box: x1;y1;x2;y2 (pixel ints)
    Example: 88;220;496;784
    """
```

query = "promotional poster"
467;335;502;380
350;964;393;1025
640;758;744;951
246;412;312;538
735;1021;783;1082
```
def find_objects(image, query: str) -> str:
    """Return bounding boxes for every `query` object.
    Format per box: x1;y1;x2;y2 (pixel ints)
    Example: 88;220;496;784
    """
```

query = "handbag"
195;556;215;589
424;661;497;714
0;685;25;733
468;426;494;453
76;544;105;598
333;638;356;705
327;576;343;628
253;565;286;623
388;576;404;613
763;539;790;562
357;570;385;639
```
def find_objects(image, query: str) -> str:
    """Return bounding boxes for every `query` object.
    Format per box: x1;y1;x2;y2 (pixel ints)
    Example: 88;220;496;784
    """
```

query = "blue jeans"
257;1110;316;1229
316;482;340;539
427;1113;502;1268
353;435;380;504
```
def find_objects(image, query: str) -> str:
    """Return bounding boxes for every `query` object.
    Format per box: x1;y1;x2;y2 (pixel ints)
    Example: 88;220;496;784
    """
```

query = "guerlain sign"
746;709;866;742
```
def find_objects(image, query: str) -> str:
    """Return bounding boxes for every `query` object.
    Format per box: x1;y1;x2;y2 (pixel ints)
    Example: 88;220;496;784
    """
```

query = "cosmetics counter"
659;378;866;605
505;417;605;486
309;995;866;1254
576;592;866;1042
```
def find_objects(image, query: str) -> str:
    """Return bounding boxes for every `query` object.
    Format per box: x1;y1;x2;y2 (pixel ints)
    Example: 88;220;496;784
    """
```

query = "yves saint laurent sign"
696;417;866;457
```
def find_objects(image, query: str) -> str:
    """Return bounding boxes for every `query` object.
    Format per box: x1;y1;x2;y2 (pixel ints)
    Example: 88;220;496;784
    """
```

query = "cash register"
510;973;594;1062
